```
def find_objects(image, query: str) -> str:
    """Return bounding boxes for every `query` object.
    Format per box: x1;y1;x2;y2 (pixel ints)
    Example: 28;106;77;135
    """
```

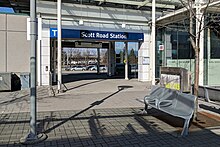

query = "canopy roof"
0;0;185;14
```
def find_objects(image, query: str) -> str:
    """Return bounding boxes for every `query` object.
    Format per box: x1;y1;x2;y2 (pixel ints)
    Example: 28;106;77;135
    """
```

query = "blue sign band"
50;28;143;41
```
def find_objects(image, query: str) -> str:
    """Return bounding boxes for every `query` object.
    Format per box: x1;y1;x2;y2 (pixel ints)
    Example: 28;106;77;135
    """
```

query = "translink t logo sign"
51;29;57;37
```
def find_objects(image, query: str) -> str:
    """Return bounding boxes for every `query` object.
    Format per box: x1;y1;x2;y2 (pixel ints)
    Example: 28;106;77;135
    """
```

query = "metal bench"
143;85;196;136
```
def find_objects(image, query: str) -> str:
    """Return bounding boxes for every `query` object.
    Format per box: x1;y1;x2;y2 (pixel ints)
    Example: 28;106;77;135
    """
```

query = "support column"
125;42;129;80
138;34;150;82
29;0;37;138
53;40;57;83
37;33;41;86
108;43;112;76
111;42;116;76
20;0;47;144
206;28;211;85
67;50;69;67
196;1;204;86
151;0;156;85
57;0;62;92
97;48;100;74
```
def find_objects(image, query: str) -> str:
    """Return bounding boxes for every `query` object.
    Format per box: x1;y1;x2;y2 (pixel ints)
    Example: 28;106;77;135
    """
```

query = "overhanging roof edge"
156;0;220;25
156;7;188;25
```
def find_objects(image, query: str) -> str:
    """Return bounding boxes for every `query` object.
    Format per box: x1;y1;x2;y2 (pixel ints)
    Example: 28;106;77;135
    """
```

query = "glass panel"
210;30;220;59
171;31;194;59
128;42;138;78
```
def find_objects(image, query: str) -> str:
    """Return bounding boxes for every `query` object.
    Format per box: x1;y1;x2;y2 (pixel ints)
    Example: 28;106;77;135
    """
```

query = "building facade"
1;0;220;87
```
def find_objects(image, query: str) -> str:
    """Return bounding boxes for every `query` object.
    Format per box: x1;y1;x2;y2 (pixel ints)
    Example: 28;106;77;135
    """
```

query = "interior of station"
50;38;140;84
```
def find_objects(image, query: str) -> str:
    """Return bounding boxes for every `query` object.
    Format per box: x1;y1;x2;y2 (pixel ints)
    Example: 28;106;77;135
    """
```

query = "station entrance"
48;28;143;86
50;39;140;85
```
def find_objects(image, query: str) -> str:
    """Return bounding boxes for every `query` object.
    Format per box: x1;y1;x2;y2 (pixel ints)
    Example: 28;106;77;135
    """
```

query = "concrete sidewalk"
0;78;220;146
0;78;150;113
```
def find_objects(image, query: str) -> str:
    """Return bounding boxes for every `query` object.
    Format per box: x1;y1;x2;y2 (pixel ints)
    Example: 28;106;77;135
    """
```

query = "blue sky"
0;7;14;13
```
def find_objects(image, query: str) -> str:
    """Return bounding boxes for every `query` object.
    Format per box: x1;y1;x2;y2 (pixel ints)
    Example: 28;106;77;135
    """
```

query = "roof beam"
137;0;150;9
94;0;175;9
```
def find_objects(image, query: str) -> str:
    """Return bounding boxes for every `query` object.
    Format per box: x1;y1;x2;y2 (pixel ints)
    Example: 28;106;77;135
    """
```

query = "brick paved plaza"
0;75;220;146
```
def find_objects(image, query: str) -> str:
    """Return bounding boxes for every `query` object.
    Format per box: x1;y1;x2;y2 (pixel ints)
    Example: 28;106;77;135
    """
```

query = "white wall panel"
41;46;50;56
7;15;27;31
0;31;6;72
0;15;6;31
41;74;49;85
41;55;50;65
42;29;49;38
7;32;30;72
41;37;50;47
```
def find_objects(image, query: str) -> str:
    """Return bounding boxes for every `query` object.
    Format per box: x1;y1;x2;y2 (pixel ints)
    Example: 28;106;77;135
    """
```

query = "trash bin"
160;67;191;93
0;72;21;91
20;72;30;89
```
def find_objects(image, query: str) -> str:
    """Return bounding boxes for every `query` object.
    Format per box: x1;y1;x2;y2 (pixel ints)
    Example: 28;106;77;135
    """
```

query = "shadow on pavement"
144;107;220;134
199;104;220;114
43;85;133;134
2;108;220;146
65;79;106;91
61;72;124;84
0;94;29;106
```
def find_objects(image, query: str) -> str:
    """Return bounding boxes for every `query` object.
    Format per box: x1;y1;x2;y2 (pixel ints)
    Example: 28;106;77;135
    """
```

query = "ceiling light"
79;19;84;25
122;23;126;28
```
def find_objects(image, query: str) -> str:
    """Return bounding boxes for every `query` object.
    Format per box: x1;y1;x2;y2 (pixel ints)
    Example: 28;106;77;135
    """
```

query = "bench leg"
181;119;190;137
137;101;148;115
142;103;149;113
144;102;149;111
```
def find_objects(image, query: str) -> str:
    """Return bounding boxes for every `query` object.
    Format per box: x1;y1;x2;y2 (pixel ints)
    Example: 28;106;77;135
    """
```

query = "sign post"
20;0;47;144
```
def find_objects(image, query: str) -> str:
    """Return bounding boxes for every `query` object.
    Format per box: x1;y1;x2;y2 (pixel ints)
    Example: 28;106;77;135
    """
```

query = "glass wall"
162;26;220;86
115;42;138;78
158;15;220;86
207;28;220;85
210;30;220;59
170;31;194;59
156;27;195;80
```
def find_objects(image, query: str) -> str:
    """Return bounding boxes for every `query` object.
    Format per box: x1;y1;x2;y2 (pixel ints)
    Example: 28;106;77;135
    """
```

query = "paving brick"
0;83;220;147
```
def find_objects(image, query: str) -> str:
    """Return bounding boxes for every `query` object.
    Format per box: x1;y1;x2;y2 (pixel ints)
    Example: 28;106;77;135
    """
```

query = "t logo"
52;29;58;37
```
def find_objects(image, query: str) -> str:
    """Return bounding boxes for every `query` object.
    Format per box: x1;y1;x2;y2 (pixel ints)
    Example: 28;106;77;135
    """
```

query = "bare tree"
101;50;108;65
128;48;137;64
82;49;91;65
158;0;216;120
73;49;82;64
179;0;212;120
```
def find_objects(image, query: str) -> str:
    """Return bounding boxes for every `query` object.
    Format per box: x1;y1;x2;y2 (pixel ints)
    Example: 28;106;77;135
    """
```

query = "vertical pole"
111;42;116;76
151;0;156;85
108;43;112;76
198;4;204;86
206;28;211;85
138;42;141;81
125;42;129;80
20;0;47;144
53;40;57;83
57;0;62;92
67;50;69;67
177;31;179;67
97;48;100;74
163;30;167;66
195;0;204;86
37;20;41;86
30;0;37;138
